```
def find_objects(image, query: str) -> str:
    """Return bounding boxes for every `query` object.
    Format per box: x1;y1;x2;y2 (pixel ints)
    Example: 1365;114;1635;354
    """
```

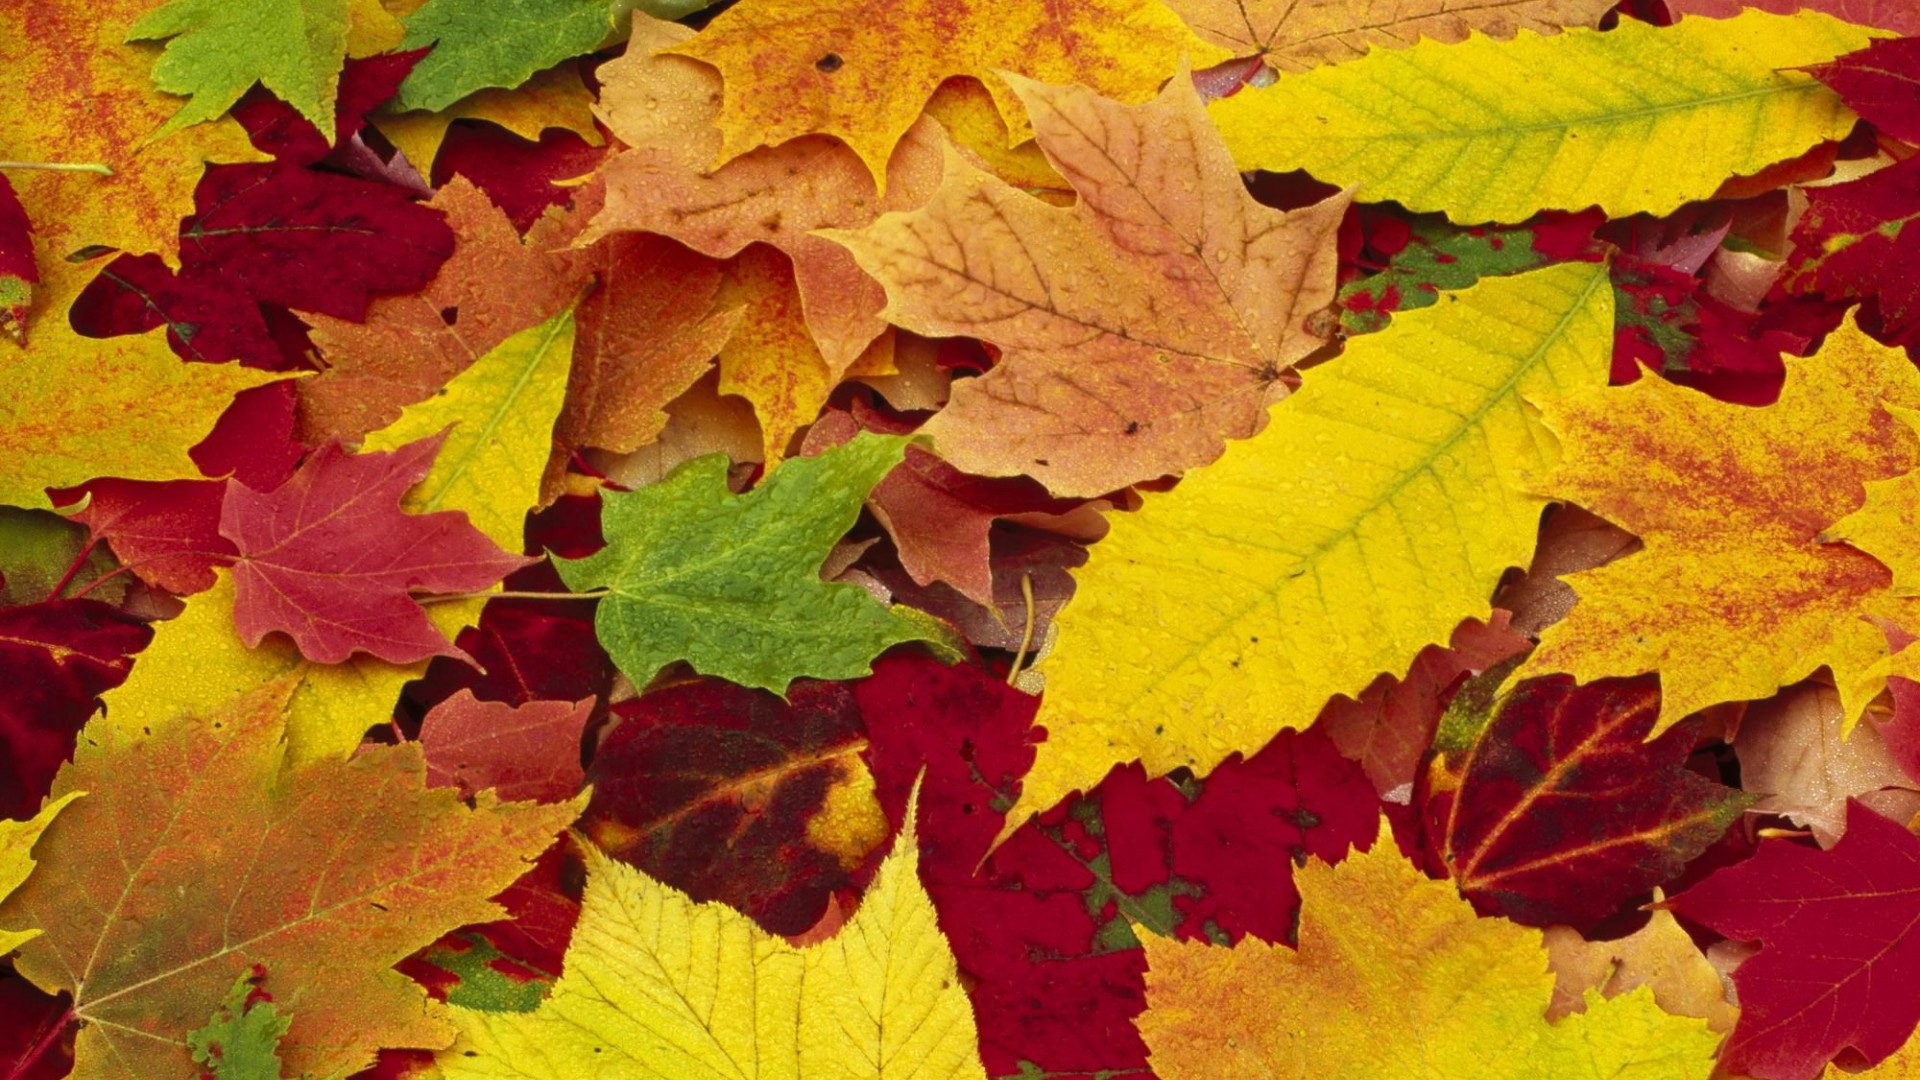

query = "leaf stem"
1006;573;1037;686
4;1005;73;1080
0;161;113;176
44;538;100;602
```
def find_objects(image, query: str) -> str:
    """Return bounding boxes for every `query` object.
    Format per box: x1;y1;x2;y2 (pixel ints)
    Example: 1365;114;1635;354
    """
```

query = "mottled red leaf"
0;173;35;346
1808;37;1920;144
1669;801;1920;1080
181;162;454;321
1781;155;1920;348
1612;254;1802;406
1315;611;1532;799
419;690;591;804
579;676;881;936
1422;675;1752;927
220;435;527;664
0;600;150;821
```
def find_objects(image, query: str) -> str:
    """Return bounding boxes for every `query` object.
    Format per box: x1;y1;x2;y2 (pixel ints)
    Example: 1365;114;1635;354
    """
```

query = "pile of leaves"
9;0;1920;1076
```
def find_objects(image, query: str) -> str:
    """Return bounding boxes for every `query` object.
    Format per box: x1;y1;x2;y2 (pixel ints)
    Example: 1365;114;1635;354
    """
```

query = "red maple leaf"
220;434;527;664
1807;36;1920;144
1669;801;1920;1080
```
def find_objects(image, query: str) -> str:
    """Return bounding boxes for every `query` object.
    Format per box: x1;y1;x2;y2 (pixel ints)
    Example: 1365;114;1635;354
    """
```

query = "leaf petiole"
0;161;113;175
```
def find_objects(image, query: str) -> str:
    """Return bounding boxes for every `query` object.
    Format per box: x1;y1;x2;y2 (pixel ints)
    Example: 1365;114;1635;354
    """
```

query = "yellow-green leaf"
364;306;577;550
1010;261;1613;832
440;795;986;1079
0;793;82;956
1208;11;1875;223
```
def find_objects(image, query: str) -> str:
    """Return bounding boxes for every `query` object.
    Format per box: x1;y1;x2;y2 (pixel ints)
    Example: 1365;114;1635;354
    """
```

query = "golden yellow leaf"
375;62;603;175
0;793;82;957
663;0;1230;189
1139;825;1722;1079
0;679;582;1080
1516;314;1920;734
1832;1032;1920;1077
1828;404;1920;595
714;245;895;465
0;0;264;332
827;76;1347;496
1208;11;1875;223
588;14;941;369
923;78;1067;199
1009;261;1612;832
1543;896;1738;1034
0;271;285;511
301;177;581;442
439;795;986;1079
1166;0;1615;71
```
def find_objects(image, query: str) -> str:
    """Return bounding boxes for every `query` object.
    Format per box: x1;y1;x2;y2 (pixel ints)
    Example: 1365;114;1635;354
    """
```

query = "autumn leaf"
1516;314;1920;733
1010;260;1613;835
1138;825;1722;1079
663;0;1229;189
0;174;36;345
376;63;603;178
1209;11;1874;223
1782;156;1920;350
1422;675;1751;927
828;75;1348;496
0;679;583;1080
395;0;640;112
1164;0;1614;71
439;790;986;1079
1669;0;1920;33
419;690;592;804
1737;681;1920;846
129;0;357;134
0;794;82;957
68;478;234;594
1544;897;1740;1035
1668;801;1920;1080
0;601;148;821
187;971;292;1080
221;435;528;664
579;675;885;935
554;432;938;692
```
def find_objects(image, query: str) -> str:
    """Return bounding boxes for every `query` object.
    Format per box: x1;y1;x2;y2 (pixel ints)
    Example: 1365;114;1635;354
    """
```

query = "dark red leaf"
432;124;606;233
0;971;71;1080
0;173;36;346
410;603;612;710
1807;37;1920;144
233;50;426;166
0;600;150;821
1781;154;1920;348
69;253;285;369
191;381;306;490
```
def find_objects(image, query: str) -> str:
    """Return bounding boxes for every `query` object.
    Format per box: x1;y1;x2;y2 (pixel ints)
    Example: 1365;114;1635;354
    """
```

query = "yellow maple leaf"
1138;825;1722;1079
374;62;604;176
0;0;265;326
0;274;285;511
0;679;582;1080
663;0;1230;189
1009;260;1612;832
587;14;943;370
827;75;1348;496
0;793;82;957
1828;405;1920;594
440;792;986;1079
1166;0;1615;71
1516;314;1920;734
1208;11;1875;223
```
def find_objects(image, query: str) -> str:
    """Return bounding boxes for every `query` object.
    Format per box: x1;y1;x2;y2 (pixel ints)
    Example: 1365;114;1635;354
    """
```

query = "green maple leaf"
188;973;291;1080
393;0;715;113
130;0;351;134
555;432;939;693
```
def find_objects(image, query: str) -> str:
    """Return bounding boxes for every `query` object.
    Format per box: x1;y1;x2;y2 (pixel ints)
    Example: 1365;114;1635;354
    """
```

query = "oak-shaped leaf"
1421;675;1751;927
830;75;1346;496
1668;801;1920;1080
580;676;883;936
554;432;939;692
0;679;584;1080
1140;827;1722;1079
221;435;530;665
439;790;987;1079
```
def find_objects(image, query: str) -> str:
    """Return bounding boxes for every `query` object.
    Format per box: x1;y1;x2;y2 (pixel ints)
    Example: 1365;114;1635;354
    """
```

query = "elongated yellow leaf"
1209;11;1875;223
364;306;577;550
440;797;986;1079
1011;261;1613;831
0;793;82;956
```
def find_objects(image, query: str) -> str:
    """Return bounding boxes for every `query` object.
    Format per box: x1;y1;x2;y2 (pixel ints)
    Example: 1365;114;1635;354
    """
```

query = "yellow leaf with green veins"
1140;825;1721;1079
1208;11;1876;223
440;793;986;1079
0;793;82;957
1009;261;1613;835
1515;314;1920;734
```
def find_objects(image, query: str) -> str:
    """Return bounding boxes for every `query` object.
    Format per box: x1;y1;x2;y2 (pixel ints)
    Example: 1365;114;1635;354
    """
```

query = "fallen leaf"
1739;681;1920;846
1668;0;1920;33
0;174;36;345
1010;261;1613;835
1209;12;1873;223
439;791;987;1079
1782;156;1920;350
130;0;355;133
1165;0;1614;71
68;478;234;594
1543;898;1739;1034
1669;801;1920;1080
1516;314;1920;733
664;0;1228;188
829;76;1348;495
187;970;292;1080
377;63;602;178
554;433;935;693
0;679;583;1080
1139;825;1723;1079
419;690;592;804
394;0;628;112
221;436;528;664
